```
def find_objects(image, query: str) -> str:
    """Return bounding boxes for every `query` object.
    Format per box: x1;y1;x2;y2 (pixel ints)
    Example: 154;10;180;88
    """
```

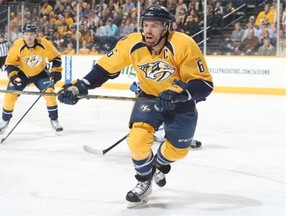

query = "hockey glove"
10;75;26;90
155;80;191;111
50;72;62;84
58;79;89;105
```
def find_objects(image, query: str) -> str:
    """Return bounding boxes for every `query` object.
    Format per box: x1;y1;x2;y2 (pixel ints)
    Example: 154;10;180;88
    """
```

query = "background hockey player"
58;5;213;208
0;24;63;133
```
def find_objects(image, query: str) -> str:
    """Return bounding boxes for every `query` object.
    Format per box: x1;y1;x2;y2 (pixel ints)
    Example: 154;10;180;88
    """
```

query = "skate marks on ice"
128;189;262;211
28;186;262;213
0;92;284;216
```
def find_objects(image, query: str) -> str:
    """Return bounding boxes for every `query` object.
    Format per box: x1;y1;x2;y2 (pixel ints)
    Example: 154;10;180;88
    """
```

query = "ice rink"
0;88;285;216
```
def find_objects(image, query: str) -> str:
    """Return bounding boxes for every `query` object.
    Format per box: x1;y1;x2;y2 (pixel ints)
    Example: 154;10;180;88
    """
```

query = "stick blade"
83;145;104;155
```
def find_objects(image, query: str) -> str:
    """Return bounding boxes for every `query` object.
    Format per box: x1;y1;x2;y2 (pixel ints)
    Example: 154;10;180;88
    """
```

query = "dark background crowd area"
0;0;286;56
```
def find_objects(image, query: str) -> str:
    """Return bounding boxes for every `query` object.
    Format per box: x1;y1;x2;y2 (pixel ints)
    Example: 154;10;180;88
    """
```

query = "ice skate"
0;119;9;134
190;139;202;149
153;164;171;187
126;180;152;208
50;119;63;132
153;169;166;187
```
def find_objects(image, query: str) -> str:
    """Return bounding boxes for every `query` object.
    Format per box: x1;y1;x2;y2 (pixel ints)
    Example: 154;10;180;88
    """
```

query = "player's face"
23;32;36;47
142;20;168;47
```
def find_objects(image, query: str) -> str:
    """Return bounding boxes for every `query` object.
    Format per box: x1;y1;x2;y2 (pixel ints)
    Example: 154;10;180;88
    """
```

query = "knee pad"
3;93;19;111
160;139;190;161
127;122;155;160
44;88;57;107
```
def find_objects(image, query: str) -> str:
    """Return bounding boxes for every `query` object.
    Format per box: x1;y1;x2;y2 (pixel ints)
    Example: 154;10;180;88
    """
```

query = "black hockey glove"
155;80;191;111
10;75;26;90
50;72;62;84
58;79;89;105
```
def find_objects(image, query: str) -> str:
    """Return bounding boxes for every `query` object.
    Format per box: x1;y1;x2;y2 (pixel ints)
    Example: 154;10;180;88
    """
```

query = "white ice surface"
0;88;285;216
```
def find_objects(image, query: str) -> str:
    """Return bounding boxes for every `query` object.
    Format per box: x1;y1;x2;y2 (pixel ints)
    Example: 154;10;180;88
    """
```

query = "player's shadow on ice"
145;188;262;211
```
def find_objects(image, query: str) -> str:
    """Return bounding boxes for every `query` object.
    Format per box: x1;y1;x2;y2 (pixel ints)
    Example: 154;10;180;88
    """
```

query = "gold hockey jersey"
96;31;212;96
5;37;61;78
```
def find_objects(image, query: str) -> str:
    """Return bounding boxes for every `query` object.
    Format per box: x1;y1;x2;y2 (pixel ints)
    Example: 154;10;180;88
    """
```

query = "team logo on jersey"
23;55;42;67
139;104;151;112
138;61;175;82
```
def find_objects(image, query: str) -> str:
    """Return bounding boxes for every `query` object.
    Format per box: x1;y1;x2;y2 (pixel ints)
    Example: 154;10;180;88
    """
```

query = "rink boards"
0;55;285;95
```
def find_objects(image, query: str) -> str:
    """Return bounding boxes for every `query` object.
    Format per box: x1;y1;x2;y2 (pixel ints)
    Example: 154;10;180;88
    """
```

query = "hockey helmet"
22;24;37;33
141;5;172;28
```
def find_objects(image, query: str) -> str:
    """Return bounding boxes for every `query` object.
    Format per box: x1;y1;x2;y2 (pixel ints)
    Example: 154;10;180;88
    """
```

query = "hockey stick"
0;89;56;96
0;89;153;102
0;84;59;144
1;95;42;143
83;133;129;155
83;134;201;156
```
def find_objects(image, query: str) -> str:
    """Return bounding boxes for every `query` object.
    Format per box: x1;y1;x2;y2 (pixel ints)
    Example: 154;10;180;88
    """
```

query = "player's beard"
144;33;165;48
144;35;157;47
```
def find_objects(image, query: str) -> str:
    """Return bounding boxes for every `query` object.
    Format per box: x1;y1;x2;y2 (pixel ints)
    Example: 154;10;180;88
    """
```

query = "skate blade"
56;128;63;132
127;197;148;209
190;145;202;150
54;130;63;136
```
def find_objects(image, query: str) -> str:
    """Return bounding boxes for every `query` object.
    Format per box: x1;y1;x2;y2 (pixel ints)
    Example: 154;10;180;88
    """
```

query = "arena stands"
0;0;285;56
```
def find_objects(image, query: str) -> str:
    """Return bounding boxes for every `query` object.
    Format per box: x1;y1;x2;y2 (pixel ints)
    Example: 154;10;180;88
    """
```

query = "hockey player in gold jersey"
0;24;63;133
58;6;213;207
